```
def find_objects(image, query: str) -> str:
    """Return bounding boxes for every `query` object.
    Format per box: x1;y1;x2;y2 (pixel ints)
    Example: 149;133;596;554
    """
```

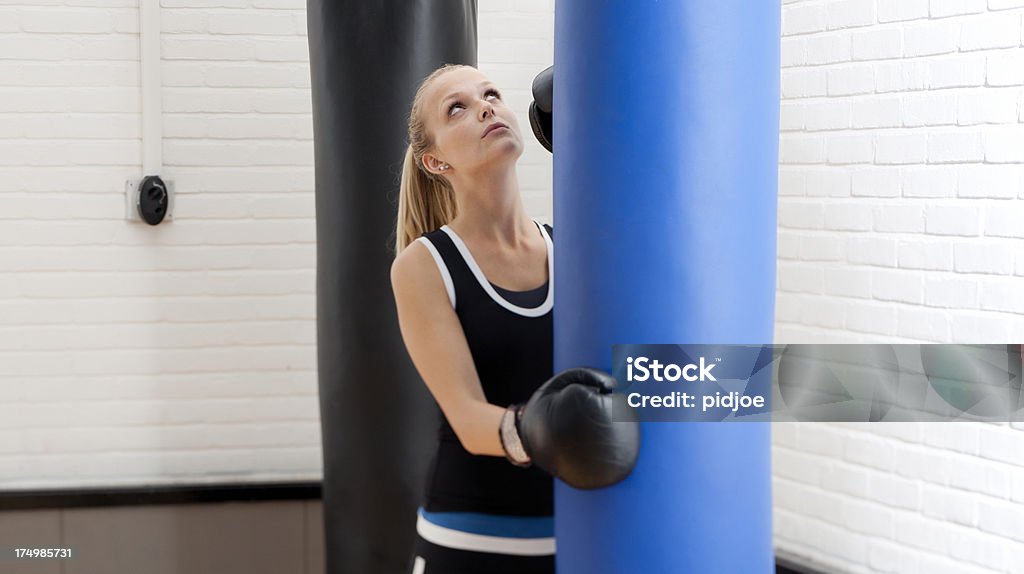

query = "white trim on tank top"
416;512;556;556
440;218;553;318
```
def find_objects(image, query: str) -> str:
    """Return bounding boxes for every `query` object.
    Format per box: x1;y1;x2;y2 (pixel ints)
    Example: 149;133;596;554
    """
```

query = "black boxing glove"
499;367;640;490
528;65;553;152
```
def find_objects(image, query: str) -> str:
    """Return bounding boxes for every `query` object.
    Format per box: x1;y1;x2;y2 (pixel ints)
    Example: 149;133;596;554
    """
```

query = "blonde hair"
393;63;473;254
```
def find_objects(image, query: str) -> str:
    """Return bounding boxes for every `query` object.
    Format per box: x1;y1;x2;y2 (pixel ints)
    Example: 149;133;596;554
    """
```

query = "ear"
421;153;450;176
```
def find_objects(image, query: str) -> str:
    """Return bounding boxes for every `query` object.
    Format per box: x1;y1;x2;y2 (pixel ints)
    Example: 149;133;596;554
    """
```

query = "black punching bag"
306;2;477;573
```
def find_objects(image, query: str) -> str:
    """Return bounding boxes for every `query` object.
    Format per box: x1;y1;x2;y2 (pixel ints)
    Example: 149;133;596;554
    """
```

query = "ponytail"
394;144;457;254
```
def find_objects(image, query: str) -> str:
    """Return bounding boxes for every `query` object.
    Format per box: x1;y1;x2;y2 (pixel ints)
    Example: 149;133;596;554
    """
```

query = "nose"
479;99;495;121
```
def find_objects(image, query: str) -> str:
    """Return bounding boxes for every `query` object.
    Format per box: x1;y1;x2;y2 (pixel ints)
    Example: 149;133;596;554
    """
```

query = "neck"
448;164;535;247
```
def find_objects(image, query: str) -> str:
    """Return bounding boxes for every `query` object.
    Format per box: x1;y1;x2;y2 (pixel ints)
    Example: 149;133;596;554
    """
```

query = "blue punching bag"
553;1;780;573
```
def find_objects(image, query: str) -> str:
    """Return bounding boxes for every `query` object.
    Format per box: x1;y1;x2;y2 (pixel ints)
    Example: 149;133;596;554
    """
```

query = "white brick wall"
0;1;554;489
778;0;1024;572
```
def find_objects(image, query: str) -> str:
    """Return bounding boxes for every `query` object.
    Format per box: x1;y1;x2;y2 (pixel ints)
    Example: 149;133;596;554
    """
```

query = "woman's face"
420;67;524;179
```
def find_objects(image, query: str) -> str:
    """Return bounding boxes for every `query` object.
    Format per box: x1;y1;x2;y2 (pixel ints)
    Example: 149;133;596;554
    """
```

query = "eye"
448;89;501;117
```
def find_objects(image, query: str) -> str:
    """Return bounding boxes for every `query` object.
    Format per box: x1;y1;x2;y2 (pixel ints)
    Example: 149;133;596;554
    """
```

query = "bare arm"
391;241;507;457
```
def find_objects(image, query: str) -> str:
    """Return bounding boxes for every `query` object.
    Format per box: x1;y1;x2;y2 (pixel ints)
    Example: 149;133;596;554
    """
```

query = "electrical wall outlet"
125;176;175;223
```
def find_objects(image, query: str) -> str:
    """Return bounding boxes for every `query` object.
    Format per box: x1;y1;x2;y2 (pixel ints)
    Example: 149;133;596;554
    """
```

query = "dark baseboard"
777;552;832;574
1;482;828;573
0;481;321;511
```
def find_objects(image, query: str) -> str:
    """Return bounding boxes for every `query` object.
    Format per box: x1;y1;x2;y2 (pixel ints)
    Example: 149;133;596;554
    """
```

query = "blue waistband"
418;507;554;539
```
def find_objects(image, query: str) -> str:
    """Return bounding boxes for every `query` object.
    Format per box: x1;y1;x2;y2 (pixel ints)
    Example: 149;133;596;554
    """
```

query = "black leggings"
409;533;555;574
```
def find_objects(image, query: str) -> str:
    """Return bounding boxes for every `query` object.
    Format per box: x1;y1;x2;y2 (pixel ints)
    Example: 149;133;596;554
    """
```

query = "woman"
390;64;636;574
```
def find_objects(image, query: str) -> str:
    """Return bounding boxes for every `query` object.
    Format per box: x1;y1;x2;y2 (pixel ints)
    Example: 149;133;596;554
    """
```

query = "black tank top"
414;218;554;516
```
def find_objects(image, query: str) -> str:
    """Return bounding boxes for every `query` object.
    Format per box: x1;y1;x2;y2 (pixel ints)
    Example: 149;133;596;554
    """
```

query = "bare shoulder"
391;238;429;279
391;238;449;305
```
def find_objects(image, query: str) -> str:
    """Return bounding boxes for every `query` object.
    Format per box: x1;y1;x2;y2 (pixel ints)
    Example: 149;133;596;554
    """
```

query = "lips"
483;122;508;138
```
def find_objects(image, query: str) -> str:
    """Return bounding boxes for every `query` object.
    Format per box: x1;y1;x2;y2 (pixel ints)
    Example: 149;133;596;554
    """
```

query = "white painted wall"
775;1;1024;572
